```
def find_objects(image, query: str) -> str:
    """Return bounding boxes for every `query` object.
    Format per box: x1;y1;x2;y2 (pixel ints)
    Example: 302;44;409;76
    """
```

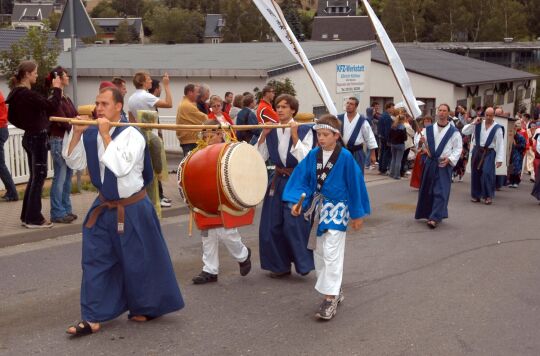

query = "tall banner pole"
361;0;422;118
252;0;338;115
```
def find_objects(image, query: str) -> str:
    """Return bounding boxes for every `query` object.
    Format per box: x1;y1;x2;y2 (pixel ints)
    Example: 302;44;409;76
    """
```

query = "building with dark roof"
92;18;144;44
204;14;225;44
392;41;540;71
370;45;537;116
0;28;85;52
311;1;374;41
11;2;54;29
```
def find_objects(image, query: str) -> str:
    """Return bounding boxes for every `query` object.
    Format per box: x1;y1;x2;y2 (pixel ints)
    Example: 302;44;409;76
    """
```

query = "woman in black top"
6;60;62;228
388;114;408;179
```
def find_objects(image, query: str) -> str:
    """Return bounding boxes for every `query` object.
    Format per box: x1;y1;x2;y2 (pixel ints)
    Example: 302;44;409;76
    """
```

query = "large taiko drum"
178;142;268;228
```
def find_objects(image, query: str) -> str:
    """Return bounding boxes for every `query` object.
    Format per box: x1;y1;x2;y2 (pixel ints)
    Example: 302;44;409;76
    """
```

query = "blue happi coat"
80;124;184;322
415;124;458;222
470;123;502;199
259;125;315;274
283;147;371;236
337;113;367;173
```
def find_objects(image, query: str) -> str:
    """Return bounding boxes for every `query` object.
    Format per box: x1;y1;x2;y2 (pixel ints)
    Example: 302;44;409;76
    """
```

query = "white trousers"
525;149;535;179
314;229;346;296
202;227;248;275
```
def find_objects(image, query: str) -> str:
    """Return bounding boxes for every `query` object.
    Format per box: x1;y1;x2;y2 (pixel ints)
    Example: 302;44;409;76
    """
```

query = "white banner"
252;0;338;115
361;0;422;118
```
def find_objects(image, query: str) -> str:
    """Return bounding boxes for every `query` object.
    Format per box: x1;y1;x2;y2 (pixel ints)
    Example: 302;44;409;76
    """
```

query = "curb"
0;205;190;249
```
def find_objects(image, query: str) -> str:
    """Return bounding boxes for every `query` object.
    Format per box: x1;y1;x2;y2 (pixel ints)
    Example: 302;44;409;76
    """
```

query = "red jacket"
208;111;234;125
256;99;278;124
0;91;7;128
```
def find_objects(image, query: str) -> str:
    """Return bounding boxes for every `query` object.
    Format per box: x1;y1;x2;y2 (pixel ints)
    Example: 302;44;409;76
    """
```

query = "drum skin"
181;143;229;215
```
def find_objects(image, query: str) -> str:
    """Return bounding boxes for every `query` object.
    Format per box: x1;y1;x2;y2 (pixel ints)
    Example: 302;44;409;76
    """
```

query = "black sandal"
66;321;97;336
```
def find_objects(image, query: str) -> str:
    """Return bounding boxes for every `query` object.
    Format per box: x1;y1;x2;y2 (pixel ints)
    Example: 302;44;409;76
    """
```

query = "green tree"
0;26;60;94
46;12;62;32
146;6;204;43
298;9;314;40
281;0;303;39
114;20;132;43
90;0;119;17
254;78;296;103
221;0;272;42
478;0;527;41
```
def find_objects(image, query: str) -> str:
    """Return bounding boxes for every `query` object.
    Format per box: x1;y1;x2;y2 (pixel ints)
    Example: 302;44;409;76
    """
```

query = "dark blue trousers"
471;147;496;199
81;196;184;322
415;157;453;222
259;174;314;274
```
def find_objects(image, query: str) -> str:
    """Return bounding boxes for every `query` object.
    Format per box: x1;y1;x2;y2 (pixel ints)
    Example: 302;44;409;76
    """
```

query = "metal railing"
0;117;181;190
0;126;54;190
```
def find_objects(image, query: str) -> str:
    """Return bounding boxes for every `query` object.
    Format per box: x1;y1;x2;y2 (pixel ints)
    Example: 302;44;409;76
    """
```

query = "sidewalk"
0;156;390;248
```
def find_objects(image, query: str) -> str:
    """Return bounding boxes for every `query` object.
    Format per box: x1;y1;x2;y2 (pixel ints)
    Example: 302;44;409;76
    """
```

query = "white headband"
313;123;340;134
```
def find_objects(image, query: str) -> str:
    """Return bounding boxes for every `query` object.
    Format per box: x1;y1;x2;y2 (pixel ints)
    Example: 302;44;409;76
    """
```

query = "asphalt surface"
1;177;539;355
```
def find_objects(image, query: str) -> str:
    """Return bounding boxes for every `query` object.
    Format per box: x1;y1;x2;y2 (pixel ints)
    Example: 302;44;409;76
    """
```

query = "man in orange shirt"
0;90;17;201
256;85;279;124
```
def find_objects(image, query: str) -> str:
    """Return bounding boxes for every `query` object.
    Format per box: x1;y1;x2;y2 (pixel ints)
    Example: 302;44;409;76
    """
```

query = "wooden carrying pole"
50;116;314;131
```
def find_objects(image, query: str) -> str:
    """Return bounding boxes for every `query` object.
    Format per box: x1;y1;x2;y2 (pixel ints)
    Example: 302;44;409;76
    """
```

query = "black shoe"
2;195;18;202
269;271;291;279
192;271;218;284
239;247;252;276
67;213;78;220
299;271;310;276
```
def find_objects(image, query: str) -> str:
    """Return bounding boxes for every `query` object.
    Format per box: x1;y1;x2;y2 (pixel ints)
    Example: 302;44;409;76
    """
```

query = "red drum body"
178;142;268;229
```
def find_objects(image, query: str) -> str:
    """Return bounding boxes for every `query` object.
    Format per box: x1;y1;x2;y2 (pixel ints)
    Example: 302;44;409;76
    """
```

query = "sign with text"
336;64;365;94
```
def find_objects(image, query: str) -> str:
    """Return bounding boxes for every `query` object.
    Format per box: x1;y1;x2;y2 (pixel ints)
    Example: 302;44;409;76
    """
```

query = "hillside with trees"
87;0;540;44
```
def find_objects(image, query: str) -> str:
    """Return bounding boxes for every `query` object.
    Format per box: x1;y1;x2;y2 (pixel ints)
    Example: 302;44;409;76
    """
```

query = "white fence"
0;126;54;190
0;117;181;190
159;116;182;154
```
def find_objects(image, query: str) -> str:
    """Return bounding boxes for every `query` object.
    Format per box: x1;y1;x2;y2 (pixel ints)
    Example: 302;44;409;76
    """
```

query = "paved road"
1;177;539;355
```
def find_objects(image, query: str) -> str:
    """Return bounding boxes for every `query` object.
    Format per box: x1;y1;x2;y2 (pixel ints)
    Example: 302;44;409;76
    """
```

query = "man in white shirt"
337;97;378;174
415;104;462;229
462;107;505;205
64;87;184;336
127;71;172;123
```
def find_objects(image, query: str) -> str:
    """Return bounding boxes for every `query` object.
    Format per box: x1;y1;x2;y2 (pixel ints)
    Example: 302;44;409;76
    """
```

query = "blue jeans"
389;143;405;179
379;138;391;173
0;127;17;198
49;136;72;219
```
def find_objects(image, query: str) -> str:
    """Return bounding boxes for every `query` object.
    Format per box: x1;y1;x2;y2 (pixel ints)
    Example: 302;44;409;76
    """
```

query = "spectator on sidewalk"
111;77;128;121
197;84;210;114
6;60;62;228
47;66;78;224
256;85;278;124
208;95;234;126
176;84;208;156
235;94;261;145
229;94;244;123
388;114;407;180
127;72;172;123
0;89;18;202
378;102;394;175
148;79;172;208
508;121;527;188
222;91;233;114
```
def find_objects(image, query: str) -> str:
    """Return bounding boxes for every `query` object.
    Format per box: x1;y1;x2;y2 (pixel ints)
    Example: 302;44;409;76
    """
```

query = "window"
417;97;436;117
321;34;328;39
313;105;329;118
507;90;514;104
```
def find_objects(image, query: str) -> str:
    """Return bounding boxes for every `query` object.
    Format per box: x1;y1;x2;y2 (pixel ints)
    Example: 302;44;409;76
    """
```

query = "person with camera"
47;66;79;224
6;61;62;228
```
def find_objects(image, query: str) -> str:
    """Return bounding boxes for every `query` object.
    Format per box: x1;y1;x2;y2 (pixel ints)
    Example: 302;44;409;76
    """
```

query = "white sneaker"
160;198;172;207
162;197;172;203
25;220;53;229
